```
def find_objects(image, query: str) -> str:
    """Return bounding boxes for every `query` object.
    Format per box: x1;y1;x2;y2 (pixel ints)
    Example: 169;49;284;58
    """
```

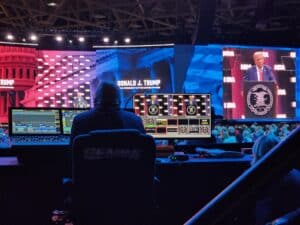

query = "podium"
243;81;277;118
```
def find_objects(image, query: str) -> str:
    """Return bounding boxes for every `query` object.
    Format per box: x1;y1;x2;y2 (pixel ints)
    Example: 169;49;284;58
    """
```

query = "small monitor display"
10;108;61;135
61;109;88;135
134;94;211;138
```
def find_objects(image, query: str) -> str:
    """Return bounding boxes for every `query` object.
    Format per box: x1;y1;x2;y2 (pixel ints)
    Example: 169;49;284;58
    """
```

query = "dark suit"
70;108;145;145
244;65;276;82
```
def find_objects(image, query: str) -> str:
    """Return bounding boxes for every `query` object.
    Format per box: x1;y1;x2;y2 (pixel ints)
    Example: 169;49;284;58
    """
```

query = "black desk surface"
0;154;252;166
156;154;251;164
0;153;252;225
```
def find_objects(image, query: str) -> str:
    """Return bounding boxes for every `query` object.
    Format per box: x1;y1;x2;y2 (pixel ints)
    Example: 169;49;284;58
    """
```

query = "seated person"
223;126;238;143
70;81;145;144
252;134;300;225
59;82;149;222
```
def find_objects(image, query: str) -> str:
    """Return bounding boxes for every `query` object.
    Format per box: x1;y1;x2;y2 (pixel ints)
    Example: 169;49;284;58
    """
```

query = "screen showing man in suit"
244;52;276;83
222;48;296;120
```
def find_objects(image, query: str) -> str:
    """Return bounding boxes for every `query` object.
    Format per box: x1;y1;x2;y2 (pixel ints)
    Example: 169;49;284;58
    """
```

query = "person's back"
70;81;145;144
71;109;145;141
66;82;155;224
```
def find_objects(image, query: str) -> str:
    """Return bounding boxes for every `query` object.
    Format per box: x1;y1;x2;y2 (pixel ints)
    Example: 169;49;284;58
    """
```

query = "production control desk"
0;153;252;165
155;153;251;225
0;153;251;225
0;146;251;225
3;138;252;166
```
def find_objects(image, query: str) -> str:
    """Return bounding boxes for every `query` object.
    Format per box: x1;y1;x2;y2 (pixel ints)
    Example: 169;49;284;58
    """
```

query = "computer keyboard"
11;135;70;146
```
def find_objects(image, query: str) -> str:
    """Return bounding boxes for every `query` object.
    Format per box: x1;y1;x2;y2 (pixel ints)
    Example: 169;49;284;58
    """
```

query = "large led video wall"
35;50;95;108
223;47;296;119
0;44;299;124
174;45;223;116
95;47;174;108
0;46;95;123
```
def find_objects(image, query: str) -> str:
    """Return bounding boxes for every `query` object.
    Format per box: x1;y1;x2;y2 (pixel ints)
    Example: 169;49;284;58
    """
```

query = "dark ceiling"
0;0;299;48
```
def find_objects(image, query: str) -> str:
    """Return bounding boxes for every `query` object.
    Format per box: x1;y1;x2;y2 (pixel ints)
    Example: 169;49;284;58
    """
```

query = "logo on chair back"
83;147;141;160
246;84;273;116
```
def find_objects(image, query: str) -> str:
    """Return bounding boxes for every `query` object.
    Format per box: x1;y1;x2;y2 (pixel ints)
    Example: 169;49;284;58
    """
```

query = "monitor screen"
222;47;296;120
134;93;211;138
10;108;61;135
61;108;88;135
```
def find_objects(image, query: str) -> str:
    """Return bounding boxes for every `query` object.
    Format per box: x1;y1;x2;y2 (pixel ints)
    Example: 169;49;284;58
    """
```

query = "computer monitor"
61;108;88;135
9;108;61;135
134;93;211;138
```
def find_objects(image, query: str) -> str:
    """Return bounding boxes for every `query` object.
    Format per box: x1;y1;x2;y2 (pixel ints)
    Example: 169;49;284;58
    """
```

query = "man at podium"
244;51;276;83
242;52;277;118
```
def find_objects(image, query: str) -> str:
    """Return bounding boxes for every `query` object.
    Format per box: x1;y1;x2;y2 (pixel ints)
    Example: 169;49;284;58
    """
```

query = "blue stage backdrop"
95;47;174;109
174;45;223;116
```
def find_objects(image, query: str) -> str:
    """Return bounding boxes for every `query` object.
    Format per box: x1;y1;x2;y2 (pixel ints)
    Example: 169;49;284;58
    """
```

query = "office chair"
71;129;156;225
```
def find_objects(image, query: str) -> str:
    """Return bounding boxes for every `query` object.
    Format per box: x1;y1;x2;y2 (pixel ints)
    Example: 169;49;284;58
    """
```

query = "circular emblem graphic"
148;104;159;115
187;105;197;115
246;84;273;116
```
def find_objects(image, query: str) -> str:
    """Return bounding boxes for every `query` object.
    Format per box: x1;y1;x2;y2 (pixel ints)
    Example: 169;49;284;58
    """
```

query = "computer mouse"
169;152;189;161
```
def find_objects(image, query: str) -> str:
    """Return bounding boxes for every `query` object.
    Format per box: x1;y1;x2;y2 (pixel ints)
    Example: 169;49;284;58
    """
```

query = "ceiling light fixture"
103;37;109;43
47;2;57;7
78;36;85;42
124;37;131;44
55;35;63;42
30;34;38;41
6;34;14;40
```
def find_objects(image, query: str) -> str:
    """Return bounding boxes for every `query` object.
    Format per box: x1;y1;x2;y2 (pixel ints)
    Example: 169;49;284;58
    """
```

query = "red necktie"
258;68;263;81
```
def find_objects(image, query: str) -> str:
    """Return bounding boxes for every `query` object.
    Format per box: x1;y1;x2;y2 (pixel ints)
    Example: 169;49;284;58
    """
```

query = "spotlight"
55;35;63;42
22;38;26;42
103;37;109;43
47;2;57;7
6;34;14;40
114;40;118;45
69;39;73;44
78;36;85;42
30;34;38;41
124;37;131;44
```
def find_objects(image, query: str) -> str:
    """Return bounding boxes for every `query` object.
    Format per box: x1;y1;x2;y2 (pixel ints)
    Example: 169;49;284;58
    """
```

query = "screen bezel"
133;93;212;139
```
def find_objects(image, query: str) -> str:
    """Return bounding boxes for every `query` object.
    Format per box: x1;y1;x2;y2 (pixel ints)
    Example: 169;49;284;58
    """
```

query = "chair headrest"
89;129;141;136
